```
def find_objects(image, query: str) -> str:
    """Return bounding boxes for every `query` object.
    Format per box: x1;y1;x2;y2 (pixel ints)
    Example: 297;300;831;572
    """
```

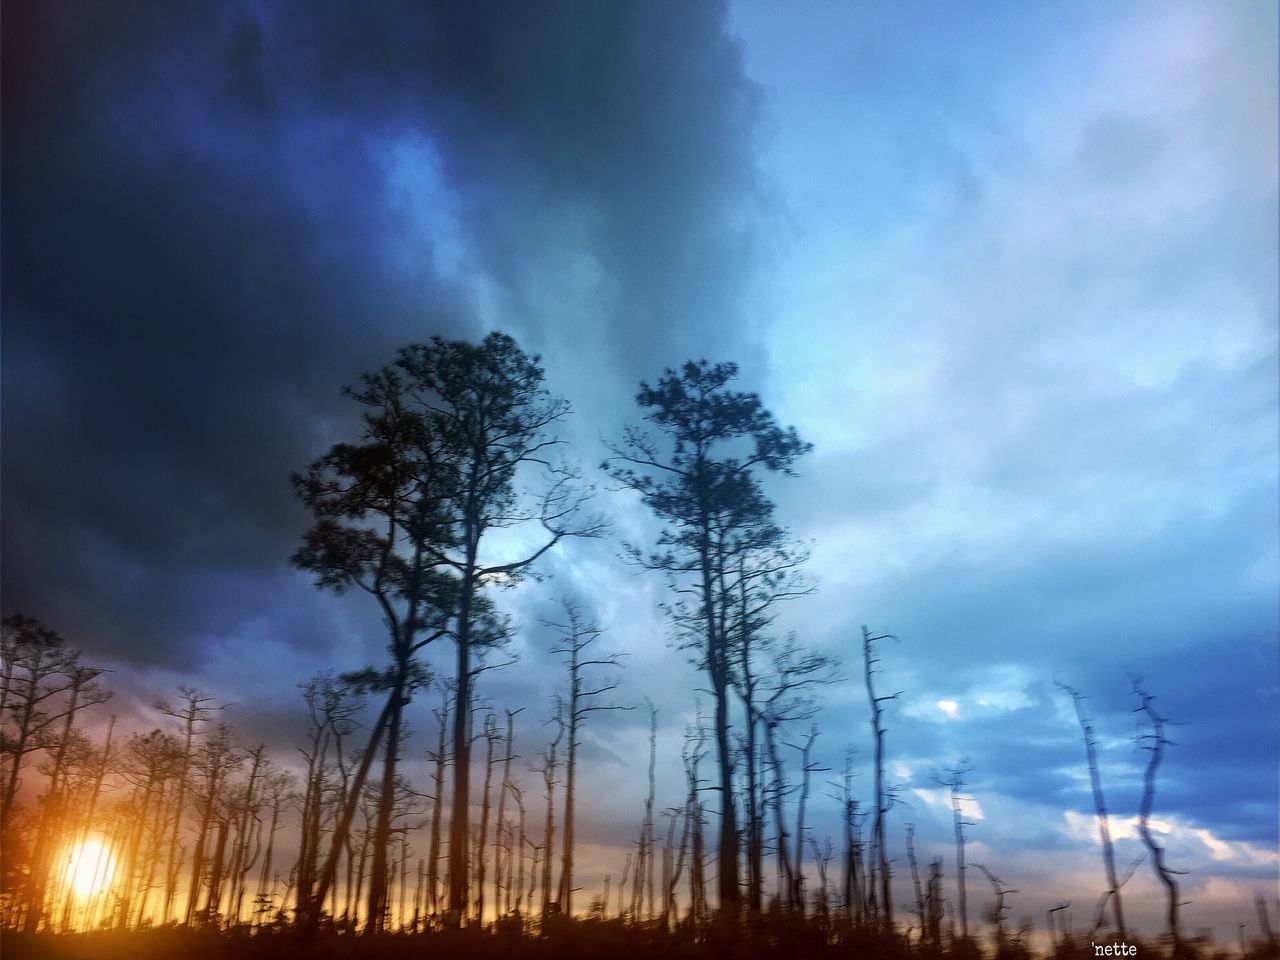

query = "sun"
60;836;116;899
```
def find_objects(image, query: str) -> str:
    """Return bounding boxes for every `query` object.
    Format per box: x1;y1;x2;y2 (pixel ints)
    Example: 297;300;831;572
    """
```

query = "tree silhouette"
1131;677;1184;954
726;536;813;911
936;758;975;940
154;687;218;925
605;359;810;912
1057;681;1126;937
393;332;606;922
291;360;456;930
545;597;627;915
862;626;900;931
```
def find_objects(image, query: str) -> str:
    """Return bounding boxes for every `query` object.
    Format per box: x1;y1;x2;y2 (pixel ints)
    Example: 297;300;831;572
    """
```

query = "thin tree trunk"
367;671;405;933
1061;682;1125;936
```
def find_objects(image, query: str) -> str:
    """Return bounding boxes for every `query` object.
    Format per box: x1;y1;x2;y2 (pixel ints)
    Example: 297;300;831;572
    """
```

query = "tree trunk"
366;671;404;933
447;556;477;921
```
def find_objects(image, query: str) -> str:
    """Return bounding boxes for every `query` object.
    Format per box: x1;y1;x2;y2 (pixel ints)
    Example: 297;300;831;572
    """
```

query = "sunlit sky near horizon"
3;0;1276;938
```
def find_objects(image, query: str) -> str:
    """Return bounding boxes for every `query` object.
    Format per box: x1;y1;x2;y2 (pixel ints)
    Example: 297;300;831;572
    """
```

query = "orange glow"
60;836;116;899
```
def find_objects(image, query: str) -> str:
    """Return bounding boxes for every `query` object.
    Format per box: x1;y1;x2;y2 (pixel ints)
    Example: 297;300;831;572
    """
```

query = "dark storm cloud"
2;1;768;668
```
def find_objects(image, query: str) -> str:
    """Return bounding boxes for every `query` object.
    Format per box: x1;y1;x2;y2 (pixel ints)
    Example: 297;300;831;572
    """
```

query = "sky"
3;0;1277;939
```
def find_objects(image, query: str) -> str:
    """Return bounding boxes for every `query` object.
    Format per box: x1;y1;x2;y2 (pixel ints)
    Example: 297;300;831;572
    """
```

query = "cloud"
1;0;771;671
2;0;1274;936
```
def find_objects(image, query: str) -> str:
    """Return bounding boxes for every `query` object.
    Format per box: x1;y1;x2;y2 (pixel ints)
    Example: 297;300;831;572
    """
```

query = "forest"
1;333;1275;960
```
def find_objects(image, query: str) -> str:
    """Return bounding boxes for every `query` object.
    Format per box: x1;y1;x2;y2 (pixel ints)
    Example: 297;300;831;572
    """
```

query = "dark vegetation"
2;334;1276;959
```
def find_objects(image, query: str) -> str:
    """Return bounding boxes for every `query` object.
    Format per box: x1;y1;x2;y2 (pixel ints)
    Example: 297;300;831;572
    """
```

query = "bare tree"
186;724;242;926
253;767;296;926
1;616;95;829
474;713;499;924
493;706;522;920
629;700;659;920
683;710;710;924
546;597;627;915
973;863;1018;950
727;540;813;912
1131;677;1184;954
936;758;975;940
926;858;945;949
532;702;566;920
788;725;824;912
425;679;453;918
757;635;839;910
21;655;111;932
155;686;219;924
1057;681;1125;937
863;626;900;931
838;749;866;924
906;823;925;941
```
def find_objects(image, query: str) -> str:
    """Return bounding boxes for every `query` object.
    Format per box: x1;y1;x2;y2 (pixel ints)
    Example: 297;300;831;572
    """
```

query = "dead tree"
22;659;112;932
683;710;710;924
863;626;900;931
839;749;866;924
155;686;219;924
1132;677;1184;953
533;703;565;920
906;823;926;941
547;597;626;915
810;836;835;919
1256;894;1276;945
788;725;825;912
1047;902;1071;948
474;713;499;924
185;724;241;926
0;616;87;828
630;700;658;920
294;673;363;921
494;707;522;919
117;730;182;928
224;744;268;923
757;635;838;910
726;540;813;912
973;863;1018;949
254;768;296;926
508;783;528;915
1058;681;1125;936
936;758;975;939
661;805;690;927
425;679;453;916
926;858;945;948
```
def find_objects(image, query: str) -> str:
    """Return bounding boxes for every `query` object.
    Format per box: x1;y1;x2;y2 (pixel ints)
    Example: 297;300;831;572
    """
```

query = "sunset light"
60;837;115;900
2;1;1276;956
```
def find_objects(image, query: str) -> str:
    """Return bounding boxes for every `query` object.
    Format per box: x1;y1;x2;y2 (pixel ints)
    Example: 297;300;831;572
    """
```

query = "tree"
973;863;1019;950
155;686;219;924
936;758;975;940
788;725;825;912
756;634;837;911
546;597;627;915
1131;677;1183;954
21;652;111;932
1057;681;1126;937
605;359;811;912
393;332;606;921
291;360;457;930
862;626;900;931
532;703;566;920
725;537;814;912
1;615;97;829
